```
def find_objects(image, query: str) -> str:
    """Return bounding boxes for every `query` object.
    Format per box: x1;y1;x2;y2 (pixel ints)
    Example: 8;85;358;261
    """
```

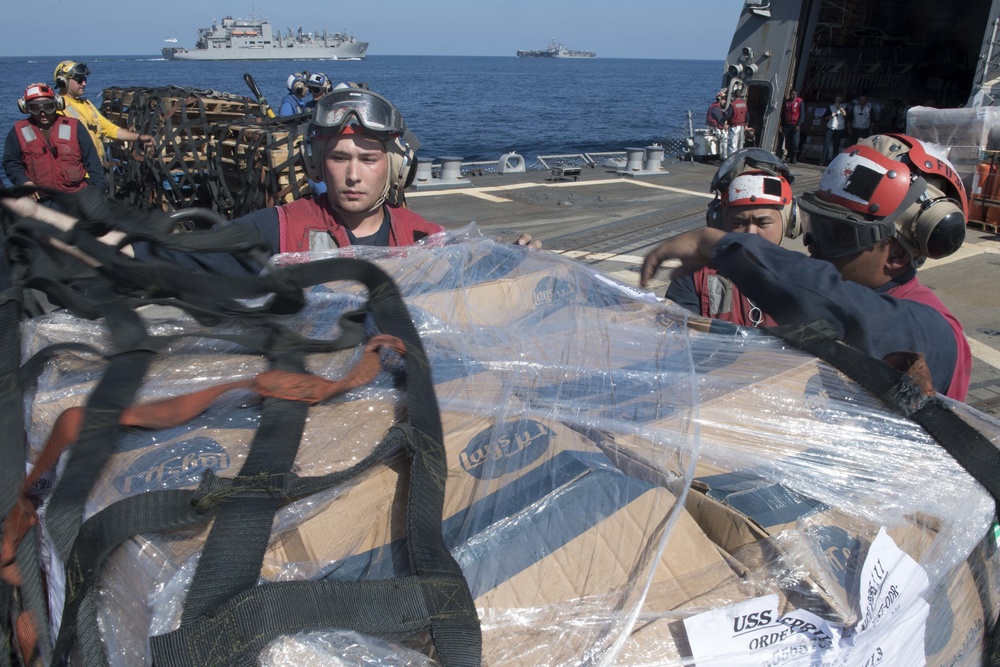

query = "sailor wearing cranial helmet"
642;135;970;400
664;148;799;328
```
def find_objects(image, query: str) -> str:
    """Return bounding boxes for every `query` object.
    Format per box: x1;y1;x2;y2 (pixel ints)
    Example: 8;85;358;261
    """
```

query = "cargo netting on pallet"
102;86;311;219
15;223;1000;666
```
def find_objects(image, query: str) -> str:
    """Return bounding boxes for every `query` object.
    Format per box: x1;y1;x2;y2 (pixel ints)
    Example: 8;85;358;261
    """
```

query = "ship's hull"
164;42;368;61
517;53;596;59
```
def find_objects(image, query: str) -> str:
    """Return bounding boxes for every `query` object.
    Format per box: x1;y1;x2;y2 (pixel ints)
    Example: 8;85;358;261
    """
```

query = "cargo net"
102;86;311;219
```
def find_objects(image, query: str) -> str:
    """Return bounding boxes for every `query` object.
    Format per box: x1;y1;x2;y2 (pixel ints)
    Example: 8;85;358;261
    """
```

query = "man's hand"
515;233;542;250
639;228;727;288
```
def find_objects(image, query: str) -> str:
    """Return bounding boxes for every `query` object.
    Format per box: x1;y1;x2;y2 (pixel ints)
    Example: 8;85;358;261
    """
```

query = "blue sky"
2;0;746;59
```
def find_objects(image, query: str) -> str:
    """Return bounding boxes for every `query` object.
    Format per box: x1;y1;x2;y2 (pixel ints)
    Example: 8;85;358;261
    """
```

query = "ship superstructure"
162;15;368;61
517;40;596;59
720;0;998;155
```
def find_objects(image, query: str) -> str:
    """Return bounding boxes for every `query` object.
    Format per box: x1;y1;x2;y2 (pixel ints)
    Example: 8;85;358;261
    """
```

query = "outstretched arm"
639;228;726;288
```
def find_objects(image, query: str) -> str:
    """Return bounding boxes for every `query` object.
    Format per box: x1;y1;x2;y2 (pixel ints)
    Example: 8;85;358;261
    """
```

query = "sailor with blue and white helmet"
304;73;332;110
279;71;309;116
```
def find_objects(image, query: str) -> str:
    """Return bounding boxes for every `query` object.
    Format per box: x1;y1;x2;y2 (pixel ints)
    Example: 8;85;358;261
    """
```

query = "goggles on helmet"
798;192;896;258
313;89;407;139
27;100;57;115
711;147;794;195
64;62;90;82
801;145;929;258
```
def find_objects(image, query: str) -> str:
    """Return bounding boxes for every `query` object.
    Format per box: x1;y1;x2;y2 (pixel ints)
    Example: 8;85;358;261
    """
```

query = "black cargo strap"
153;577;473;667
770;320;1000;665
3;193;480;665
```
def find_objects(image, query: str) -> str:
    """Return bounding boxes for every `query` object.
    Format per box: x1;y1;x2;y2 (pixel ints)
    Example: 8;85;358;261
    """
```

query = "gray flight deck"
405;159;1000;417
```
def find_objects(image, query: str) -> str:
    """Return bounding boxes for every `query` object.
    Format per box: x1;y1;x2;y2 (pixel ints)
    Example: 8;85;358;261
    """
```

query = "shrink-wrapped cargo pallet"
17;226;1000;665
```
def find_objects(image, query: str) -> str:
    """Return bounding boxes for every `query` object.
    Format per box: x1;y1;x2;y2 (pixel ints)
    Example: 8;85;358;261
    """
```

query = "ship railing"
536;153;596;170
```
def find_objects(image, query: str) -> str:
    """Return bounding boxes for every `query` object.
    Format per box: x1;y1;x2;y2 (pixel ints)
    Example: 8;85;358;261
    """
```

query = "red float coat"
276;196;445;252
13;117;88;192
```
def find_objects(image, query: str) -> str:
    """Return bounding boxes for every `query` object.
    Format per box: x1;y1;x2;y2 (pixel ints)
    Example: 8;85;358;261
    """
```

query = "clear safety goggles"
27;100;57;115
798;191;895;258
313;89;407;139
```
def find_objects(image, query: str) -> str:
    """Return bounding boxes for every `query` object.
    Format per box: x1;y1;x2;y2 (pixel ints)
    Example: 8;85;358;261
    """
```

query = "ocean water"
0;54;722;164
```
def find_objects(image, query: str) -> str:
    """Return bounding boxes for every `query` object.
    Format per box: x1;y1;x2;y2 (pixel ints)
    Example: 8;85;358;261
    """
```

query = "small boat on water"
162;14;368;61
517;40;596;59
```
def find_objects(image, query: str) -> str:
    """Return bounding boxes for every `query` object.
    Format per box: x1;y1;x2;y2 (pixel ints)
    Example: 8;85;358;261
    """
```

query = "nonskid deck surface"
406;159;1000;417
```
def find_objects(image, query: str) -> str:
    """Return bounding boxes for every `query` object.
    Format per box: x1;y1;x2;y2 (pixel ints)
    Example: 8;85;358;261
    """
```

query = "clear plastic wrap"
905;105;1000;187
22;225;1000;666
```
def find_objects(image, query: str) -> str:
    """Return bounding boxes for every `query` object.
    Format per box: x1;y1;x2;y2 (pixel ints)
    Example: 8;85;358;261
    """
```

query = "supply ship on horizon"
162;15;368;61
516;40;596;59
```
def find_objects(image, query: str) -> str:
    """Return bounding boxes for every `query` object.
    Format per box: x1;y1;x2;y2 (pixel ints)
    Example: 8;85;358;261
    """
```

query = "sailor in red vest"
3;83;106;204
84;88;532;273
663;148;798;329
780;88;804;164
727;89;749;156
642;134;971;401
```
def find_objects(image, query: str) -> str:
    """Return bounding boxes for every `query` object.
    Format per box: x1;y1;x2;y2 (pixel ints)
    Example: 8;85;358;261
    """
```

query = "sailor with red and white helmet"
3;82;107;203
641;134;972;401
665;148;799;328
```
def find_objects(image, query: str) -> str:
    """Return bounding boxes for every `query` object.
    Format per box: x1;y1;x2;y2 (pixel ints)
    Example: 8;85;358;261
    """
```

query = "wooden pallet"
967;219;1000;234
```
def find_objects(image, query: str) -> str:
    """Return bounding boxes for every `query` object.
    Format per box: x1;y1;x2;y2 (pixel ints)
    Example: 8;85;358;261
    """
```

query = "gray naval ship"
516;40;596;58
162;15;368;61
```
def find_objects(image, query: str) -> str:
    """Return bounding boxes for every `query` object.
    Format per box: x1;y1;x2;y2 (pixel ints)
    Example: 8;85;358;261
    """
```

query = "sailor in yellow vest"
53;61;154;159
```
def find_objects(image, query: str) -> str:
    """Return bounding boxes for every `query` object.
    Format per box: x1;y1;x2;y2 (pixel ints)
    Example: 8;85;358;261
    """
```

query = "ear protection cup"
301;133;323;183
706;197;723;229
17;97;27;114
385;138;416;207
901;195;966;260
404;155;418;190
783;198;801;239
54;73;68;92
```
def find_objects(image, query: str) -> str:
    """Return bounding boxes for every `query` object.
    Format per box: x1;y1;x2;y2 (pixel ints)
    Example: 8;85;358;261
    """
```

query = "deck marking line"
406;177;713;200
968;337;1000;372
556;250;647;265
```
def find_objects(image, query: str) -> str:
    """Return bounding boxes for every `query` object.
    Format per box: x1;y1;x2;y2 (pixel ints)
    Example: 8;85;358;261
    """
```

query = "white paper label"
682;528;931;666
846;527;930;666
683;594;844;666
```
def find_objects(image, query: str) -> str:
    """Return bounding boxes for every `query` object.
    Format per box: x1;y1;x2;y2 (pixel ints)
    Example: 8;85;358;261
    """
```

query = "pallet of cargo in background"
99;86;311;215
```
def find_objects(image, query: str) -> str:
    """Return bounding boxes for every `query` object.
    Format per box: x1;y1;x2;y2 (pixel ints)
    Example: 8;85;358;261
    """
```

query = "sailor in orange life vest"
662;148;798;329
641;134;972;401
2;83;106;204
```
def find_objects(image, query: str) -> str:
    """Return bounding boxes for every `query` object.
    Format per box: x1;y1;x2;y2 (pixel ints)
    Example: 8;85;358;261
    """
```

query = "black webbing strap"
152;577;470;667
0;273;52;665
180;396;310;621
44;334;154;561
769;320;1000;664
148;259;480;666
5;187;480;666
59;425;411;664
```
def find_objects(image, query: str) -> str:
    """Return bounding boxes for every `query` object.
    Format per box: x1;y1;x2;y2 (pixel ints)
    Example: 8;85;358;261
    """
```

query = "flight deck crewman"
279;71;310;117
54;61;154;158
664;148;797;328
642;134;972;401
3;82;106;203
